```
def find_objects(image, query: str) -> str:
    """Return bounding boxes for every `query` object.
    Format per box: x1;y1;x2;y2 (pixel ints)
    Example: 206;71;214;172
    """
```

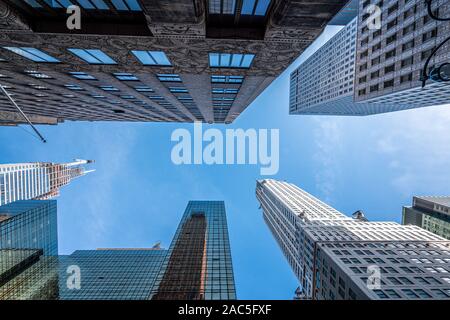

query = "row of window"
24;0;142;11
209;0;271;16
2;47;255;69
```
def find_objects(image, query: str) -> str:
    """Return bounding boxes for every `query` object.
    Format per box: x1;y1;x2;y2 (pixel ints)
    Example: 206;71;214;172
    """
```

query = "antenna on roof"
352;210;368;221
0;85;47;143
152;241;161;249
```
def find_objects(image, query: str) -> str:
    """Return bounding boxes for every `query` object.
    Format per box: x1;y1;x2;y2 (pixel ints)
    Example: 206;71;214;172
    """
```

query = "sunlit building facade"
0;159;94;206
256;179;450;300
0;200;60;300
58;201;235;300
354;0;450;109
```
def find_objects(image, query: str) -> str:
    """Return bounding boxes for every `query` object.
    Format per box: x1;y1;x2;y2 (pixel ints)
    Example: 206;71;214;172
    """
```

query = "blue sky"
1;25;450;300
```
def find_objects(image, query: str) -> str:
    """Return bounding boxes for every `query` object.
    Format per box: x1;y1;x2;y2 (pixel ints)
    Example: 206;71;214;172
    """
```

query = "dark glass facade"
59;249;167;300
153;201;236;300
0;200;58;255
0;200;60;299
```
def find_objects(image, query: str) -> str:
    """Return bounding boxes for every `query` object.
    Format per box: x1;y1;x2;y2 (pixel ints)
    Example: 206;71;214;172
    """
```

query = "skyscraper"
290;18;368;115
0;200;58;255
0;200;60;300
0;159;94;206
153;201;236;300
291;0;450;116
0;0;349;125
403;196;450;240
354;0;450;109
57;201;236;300
256;179;450;300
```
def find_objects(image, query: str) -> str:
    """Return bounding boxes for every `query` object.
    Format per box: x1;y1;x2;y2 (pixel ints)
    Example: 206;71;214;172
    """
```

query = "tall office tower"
57;201;236;300
0;159;94;206
290;17;399;115
0;200;60;300
290;18;364;115
354;0;450;110
0;0;349;125
403;196;450;240
153;201;235;300
256;179;450;300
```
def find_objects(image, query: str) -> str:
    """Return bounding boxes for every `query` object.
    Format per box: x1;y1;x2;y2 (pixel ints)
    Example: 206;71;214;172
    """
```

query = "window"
387;18;397;30
399;277;413;284
209;0;236;14
386;34;397;45
401;56;414;68
421;48;434;61
69;72;96;80
64;84;83;91
371;56;380;66
414;289;431;298
431;289;449;298
402;289;418;298
25;70;52;79
422;29;438;43
134;86;153;92
387;3;398;15
385;290;400;298
131;50;171;66
169;87;188;93
373;290;388;299
211;75;244;83
114;72;139;81
241;0;271;16
385;49;396;59
209;53;255;68
3;47;60;63
403;23;416;36
119;95;135;99
400;73;412;83
110;0;142;11
385;64;395;74
212;88;239;94
100;85;119;91
384;79;394;88
68;48;116;64
402;40;415;52
157;74;182;82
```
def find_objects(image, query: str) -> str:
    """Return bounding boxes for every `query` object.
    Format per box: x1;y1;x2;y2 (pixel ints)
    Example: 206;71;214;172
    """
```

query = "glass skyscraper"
0;200;58;255
153;201;236;300
59;201;236;300
0;200;60;300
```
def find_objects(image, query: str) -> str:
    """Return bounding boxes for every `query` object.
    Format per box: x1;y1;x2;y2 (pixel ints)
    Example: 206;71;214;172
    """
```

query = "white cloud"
373;104;450;196
312;117;343;203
